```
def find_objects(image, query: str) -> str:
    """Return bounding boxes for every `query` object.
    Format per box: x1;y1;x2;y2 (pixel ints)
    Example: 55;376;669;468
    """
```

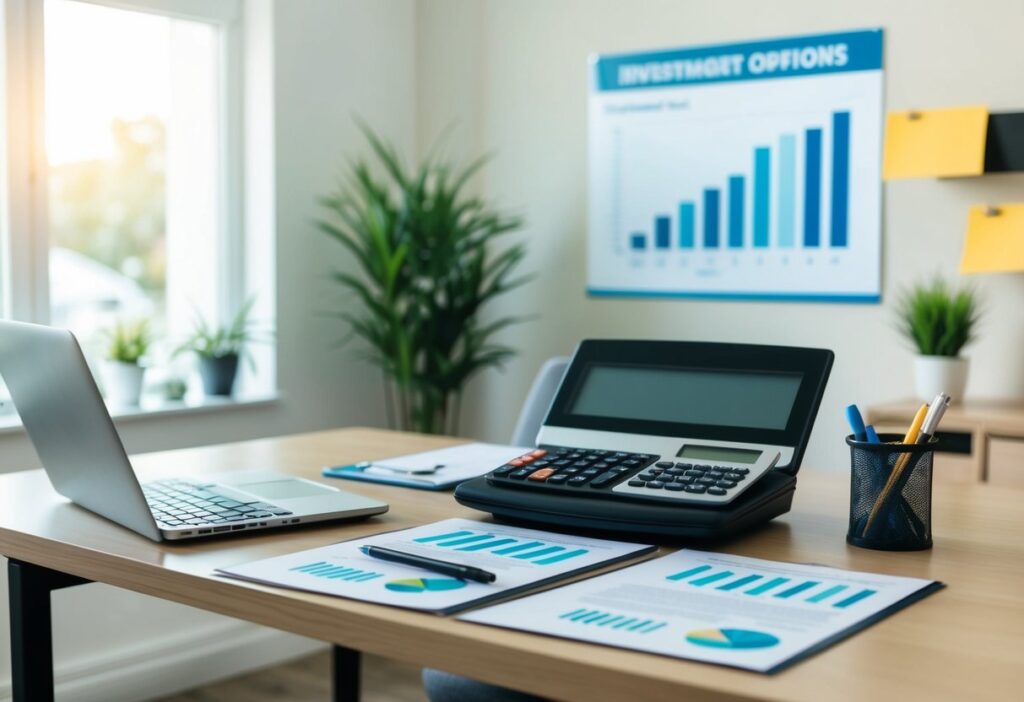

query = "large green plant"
896;277;981;357
317;127;529;434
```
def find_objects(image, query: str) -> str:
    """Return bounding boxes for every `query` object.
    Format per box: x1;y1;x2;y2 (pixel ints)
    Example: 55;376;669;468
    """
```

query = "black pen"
359;545;497;584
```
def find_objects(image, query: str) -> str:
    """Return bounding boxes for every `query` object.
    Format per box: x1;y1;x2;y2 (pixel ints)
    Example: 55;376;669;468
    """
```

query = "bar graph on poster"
587;30;884;301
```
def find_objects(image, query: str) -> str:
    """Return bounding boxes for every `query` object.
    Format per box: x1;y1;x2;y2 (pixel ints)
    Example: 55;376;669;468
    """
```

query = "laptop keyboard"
143;479;293;528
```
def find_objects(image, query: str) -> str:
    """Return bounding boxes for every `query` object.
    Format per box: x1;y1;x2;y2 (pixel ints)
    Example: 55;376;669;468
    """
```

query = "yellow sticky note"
961;204;1024;274
883;106;989;179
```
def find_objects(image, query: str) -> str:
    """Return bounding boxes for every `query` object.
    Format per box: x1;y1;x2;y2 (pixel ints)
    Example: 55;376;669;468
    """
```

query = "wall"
0;1;416;699
418;0;1024;470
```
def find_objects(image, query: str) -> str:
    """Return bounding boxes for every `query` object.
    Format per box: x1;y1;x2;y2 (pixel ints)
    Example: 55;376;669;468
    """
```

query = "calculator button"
567;476;589;487
665;482;685;491
707;487;728;496
590;471;621;488
717;480;737;489
637;472;659;481
655;461;674;469
528;468;555;481
665;468;684;476
582;469;600;476
546;474;569;484
530;449;548;458
592;462;610;470
562;468;580;474
684;484;708;494
708;471;724;479
697;477;716;485
684;470;704;478
725;472;745;481
572;461;590;468
553;460;571;467
509;459;526;467
628;479;645;487
734;468;750;475
675;463;693;470
508;469;531;480
675;475;694;484
645;481;665;489
611;466;630;473
492;465;515;476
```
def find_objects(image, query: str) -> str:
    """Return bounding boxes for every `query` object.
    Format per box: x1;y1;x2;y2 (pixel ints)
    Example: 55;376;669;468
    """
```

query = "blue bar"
627;619;654;631
308;564;344;575
691;570;733;587
717;574;762;591
457;538;516;552
703;188;720;247
291;561;327;572
582;611;609;623
728;175;744;248
585;614;614;625
513;546;564;560
666;564;712;581
777;134;796;247
746;577;790;595
804;128;822;247
354;573;383;582
655;216;670;249
342;571;371;580
630;232;646;250
612;618;638;629
435;534;494;547
534;549;589;565
753;147;770;247
566;609;593;621
834;589;877;608
597;616;625;627
493;541;544;555
641;622;667;634
560;608;587;619
831;111;850;247
679;202;695;248
326;568;359;579
807;585;848;603
775;581;820;598
414;530;473;543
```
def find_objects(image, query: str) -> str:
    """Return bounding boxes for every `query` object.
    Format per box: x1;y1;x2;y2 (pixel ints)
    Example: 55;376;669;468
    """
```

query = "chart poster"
587;29;884;301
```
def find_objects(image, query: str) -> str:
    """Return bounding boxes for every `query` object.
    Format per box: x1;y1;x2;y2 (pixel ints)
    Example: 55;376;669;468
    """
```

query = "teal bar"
585;614;614;625
326;568;359;579
581;611;609;623
691;570;733;586
627;619;654;631
560;608;587;619
597;616;625;627
776;581;820;598
534;549;588;565
679;202;695;248
414;530;474;543
746;577;790;595
354;573;382;582
641;622;667;634
343;571;373;580
717;574;762;591
457;537;516;551
493;541;544;555
777;133;796;247
569;610;595;621
666;564;712;581
435;534;494;547
808;585;848;603
834;589;877;608
309;565;346;575
753;147;770;247
304;563;339;574
292;561;327;572
612;618;638;629
513;546;564;560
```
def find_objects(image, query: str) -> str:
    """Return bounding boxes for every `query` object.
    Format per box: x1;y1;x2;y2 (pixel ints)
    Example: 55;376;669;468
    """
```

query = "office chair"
422;356;569;702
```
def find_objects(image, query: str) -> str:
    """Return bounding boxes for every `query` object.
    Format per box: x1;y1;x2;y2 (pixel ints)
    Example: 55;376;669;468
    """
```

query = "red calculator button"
528;468;555;481
530;449;548;458
509;459;526;467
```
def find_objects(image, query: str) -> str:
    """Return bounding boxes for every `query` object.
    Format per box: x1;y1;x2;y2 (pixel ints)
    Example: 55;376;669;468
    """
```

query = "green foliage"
175;298;266;367
317;124;530;435
896;277;981;357
105;320;151;365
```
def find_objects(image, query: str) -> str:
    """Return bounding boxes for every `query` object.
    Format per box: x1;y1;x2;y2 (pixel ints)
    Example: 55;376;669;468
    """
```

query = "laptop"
0;320;388;541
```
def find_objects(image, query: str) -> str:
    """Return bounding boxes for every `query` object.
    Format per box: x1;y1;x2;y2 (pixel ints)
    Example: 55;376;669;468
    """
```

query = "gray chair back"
510;357;570;446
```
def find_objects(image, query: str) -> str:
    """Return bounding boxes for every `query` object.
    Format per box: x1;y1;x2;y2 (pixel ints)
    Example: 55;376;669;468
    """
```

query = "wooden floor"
155;651;429;702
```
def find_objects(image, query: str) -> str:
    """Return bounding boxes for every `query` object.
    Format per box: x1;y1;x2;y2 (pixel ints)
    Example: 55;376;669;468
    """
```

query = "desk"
1;427;1022;702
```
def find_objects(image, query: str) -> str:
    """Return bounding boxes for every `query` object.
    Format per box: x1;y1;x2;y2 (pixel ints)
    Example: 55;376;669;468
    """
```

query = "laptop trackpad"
229;479;335;501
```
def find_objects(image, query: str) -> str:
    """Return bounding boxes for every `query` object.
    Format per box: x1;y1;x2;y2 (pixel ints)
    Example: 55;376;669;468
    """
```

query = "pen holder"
846;434;934;551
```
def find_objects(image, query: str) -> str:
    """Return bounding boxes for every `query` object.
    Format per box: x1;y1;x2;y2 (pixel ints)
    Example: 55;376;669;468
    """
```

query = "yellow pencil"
862;403;928;536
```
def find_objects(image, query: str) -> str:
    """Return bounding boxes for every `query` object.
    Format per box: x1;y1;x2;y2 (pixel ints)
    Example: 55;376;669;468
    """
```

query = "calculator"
478;340;833;508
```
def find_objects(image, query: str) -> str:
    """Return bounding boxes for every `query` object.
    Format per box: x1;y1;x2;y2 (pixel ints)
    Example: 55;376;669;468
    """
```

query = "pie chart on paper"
685;628;779;649
384;577;467;593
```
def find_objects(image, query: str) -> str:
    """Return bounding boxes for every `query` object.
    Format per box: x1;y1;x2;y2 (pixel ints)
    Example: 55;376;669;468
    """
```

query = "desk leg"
7;559;90;702
332;645;361;701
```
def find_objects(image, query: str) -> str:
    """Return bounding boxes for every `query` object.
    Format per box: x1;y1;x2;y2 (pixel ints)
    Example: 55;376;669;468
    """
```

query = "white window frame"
1;0;246;327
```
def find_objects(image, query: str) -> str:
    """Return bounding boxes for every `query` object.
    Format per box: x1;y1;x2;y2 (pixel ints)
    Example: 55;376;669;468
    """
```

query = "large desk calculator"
458;340;833;537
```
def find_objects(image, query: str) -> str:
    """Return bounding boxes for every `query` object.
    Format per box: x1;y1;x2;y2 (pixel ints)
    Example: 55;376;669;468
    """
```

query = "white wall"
0;1;416;699
418;0;1024;471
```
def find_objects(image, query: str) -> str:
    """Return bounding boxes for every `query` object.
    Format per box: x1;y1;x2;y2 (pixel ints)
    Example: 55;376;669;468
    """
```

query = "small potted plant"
175;299;262;397
896;277;981;403
100;320;151;406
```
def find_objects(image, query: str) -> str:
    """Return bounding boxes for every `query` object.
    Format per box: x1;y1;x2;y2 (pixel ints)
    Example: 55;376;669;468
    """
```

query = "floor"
155;651;429;702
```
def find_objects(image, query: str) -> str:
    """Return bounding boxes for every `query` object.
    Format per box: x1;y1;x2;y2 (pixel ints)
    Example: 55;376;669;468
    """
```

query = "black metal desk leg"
8;559;90;702
332;644;361;702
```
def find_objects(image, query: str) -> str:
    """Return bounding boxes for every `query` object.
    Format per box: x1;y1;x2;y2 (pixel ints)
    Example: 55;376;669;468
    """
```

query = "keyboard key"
271;510;294;516
248;512;274;518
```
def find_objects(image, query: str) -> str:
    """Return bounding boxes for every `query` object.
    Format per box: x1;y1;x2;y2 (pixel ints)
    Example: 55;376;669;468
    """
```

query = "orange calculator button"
530;449;548;458
509;459;526;467
527;468;555;481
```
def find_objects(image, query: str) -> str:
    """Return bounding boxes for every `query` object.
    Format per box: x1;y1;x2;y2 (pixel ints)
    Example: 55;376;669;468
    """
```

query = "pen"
359;545;497;584
864;425;881;444
845;404;868;441
352;461;445;475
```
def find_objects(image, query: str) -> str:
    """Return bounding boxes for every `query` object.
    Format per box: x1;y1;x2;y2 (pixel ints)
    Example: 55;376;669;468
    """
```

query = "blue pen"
864;425;881;443
845;404;867;442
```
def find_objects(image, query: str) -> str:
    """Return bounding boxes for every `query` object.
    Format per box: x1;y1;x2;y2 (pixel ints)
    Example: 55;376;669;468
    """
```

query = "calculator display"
676;444;762;464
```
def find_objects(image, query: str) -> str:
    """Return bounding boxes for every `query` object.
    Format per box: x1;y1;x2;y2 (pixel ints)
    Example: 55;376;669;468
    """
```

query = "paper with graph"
217;518;655;614
461;549;941;672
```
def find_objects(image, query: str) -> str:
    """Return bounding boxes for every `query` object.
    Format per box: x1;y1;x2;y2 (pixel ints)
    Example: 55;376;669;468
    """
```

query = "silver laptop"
0;320;388;541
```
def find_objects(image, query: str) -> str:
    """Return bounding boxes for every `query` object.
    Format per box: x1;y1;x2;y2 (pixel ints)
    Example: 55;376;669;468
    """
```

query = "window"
1;0;271;402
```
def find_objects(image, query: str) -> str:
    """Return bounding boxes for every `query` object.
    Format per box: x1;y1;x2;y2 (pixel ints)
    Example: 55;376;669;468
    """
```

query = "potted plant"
100;320;151;406
896;277;981;403
175;299;263;397
317;124;530;434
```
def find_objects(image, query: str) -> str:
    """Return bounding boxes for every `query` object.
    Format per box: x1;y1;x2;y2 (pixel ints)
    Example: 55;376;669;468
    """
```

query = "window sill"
0;392;281;437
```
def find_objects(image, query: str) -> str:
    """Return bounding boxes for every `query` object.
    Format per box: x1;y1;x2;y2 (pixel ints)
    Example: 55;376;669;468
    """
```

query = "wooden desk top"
867;397;1024;436
1;428;1021;702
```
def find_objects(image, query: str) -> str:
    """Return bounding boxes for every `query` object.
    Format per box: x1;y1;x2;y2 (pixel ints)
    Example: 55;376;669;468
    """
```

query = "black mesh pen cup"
846;434;934;551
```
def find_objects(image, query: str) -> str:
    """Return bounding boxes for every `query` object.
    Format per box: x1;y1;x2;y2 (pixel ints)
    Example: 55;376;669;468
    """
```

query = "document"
217;518;655;614
883;105;989;179
323;443;530;490
961;204;1024;273
461;549;942;673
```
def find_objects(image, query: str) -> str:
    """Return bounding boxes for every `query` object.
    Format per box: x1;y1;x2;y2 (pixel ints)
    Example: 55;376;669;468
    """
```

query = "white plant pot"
101;361;146;406
914;355;967;404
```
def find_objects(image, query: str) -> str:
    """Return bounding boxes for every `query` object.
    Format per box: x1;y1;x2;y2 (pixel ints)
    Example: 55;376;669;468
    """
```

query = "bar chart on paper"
413;529;591;566
588;30;884;300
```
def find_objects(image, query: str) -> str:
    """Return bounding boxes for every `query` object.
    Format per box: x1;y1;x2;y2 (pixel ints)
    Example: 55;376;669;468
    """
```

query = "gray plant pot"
199;354;239;397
